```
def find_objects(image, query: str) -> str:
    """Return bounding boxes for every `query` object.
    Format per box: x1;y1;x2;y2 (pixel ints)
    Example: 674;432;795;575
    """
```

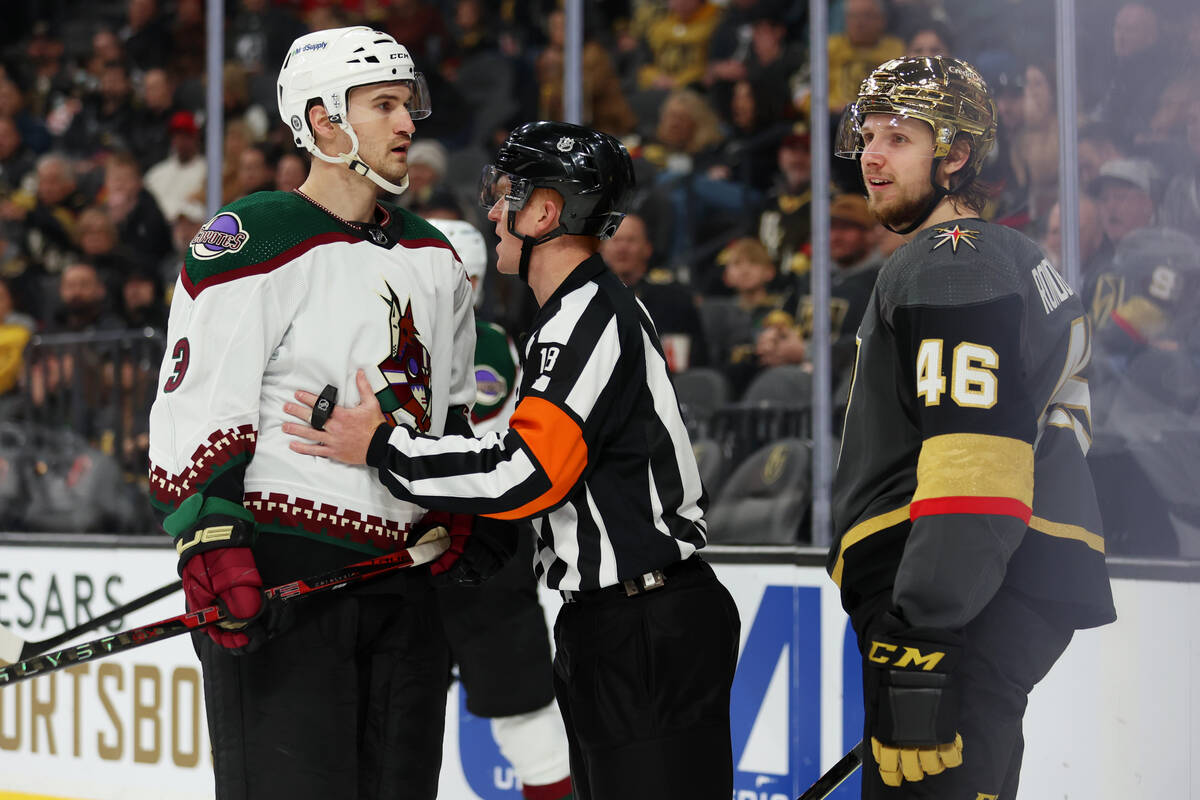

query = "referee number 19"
915;338;998;408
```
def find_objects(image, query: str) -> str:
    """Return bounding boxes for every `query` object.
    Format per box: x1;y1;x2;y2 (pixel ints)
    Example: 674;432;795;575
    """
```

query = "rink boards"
0;539;1195;800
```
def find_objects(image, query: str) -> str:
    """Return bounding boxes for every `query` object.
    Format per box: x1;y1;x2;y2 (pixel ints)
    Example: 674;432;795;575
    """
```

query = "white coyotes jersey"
148;192;476;554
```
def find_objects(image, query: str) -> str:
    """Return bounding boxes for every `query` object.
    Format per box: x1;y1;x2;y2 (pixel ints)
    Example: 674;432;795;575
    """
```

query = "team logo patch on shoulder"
930;225;980;253
190;212;251;260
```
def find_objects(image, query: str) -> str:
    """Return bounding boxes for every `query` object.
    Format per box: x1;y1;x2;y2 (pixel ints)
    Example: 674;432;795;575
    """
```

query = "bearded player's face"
858;114;937;232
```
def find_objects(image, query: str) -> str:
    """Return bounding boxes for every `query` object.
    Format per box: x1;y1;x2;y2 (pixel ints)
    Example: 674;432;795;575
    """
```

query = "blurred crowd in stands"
0;0;1198;553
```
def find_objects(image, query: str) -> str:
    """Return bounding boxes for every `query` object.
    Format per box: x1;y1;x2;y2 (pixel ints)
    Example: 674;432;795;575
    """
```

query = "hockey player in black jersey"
829;56;1115;797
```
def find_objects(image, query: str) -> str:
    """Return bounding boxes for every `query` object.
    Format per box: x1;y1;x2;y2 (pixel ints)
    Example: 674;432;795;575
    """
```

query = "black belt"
559;556;707;603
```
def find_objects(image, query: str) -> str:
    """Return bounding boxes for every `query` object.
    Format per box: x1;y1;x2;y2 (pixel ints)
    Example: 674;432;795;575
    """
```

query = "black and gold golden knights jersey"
828;218;1116;632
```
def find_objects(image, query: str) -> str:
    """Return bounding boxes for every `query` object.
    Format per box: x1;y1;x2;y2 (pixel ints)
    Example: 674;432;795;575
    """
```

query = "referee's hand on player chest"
283;368;385;466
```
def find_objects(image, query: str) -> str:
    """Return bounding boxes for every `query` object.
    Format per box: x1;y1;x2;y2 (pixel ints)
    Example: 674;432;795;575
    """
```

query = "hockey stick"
797;740;865;800
0;580;183;666
0;532;448;687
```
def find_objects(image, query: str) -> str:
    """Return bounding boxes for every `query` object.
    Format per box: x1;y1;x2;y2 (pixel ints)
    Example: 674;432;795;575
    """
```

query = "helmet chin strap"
307;119;409;195
882;159;948;236
507;212;566;283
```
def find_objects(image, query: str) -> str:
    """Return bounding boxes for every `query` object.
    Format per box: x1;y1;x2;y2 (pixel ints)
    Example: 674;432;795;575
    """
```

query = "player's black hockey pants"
860;586;1074;799
195;586;451;800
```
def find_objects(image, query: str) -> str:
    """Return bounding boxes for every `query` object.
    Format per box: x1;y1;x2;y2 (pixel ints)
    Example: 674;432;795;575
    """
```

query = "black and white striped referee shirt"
364;253;709;591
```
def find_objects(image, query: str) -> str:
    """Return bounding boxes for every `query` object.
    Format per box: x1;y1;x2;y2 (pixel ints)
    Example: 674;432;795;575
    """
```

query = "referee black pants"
860;587;1075;799
552;557;740;800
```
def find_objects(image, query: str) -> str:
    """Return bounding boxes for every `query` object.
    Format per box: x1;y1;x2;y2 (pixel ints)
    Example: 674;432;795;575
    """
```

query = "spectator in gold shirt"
638;0;724;91
826;0;904;112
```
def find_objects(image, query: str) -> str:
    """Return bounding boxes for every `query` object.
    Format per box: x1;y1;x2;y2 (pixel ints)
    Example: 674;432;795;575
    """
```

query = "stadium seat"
743;364;813;407
673;367;730;435
706;438;812;545
691;436;729;491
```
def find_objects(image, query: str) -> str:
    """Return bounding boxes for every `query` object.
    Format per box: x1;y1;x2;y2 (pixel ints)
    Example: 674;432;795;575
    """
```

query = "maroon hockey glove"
416;510;474;577
165;494;266;653
862;611;964;787
415;511;518;585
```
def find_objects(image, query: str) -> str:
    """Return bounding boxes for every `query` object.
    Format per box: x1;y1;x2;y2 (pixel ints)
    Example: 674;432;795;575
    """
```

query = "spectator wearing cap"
975;50;1025;220
757;193;883;383
1091;157;1159;250
758;122;813;277
395;139;449;214
144;110;206;224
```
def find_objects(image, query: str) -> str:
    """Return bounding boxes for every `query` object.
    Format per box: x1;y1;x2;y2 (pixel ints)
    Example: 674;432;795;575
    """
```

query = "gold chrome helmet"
836;55;997;185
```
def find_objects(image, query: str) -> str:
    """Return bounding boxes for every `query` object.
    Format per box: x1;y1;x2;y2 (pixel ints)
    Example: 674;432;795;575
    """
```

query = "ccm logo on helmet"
867;640;947;671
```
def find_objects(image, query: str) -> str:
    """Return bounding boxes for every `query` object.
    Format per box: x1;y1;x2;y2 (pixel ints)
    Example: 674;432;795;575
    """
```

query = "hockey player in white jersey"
147;27;514;800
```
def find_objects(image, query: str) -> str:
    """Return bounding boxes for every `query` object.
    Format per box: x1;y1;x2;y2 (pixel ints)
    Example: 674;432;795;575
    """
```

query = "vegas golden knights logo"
1090;274;1124;330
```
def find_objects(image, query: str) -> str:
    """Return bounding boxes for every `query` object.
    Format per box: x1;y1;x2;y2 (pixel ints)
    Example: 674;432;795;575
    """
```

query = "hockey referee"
283;121;741;800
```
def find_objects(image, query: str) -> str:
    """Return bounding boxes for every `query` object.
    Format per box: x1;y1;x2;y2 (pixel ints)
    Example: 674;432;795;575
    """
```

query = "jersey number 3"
915;338;998;408
163;338;190;393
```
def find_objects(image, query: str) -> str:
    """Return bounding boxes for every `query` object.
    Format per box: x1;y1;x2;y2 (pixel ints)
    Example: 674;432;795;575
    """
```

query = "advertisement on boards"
1;544;1196;799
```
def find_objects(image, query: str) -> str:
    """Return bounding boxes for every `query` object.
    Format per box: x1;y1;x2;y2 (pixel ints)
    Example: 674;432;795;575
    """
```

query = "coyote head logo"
376;282;432;431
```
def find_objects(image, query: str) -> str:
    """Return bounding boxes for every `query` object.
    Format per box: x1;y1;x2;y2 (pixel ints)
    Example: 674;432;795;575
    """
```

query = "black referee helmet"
480;121;635;241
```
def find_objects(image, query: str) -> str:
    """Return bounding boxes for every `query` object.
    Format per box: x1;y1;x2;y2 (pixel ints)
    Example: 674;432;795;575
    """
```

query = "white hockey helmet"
277;26;431;195
429;218;488;308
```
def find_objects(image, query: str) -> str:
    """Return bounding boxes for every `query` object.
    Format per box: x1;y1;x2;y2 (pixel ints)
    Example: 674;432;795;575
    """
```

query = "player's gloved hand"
416;511;518;586
164;494;270;654
862;610;964;787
